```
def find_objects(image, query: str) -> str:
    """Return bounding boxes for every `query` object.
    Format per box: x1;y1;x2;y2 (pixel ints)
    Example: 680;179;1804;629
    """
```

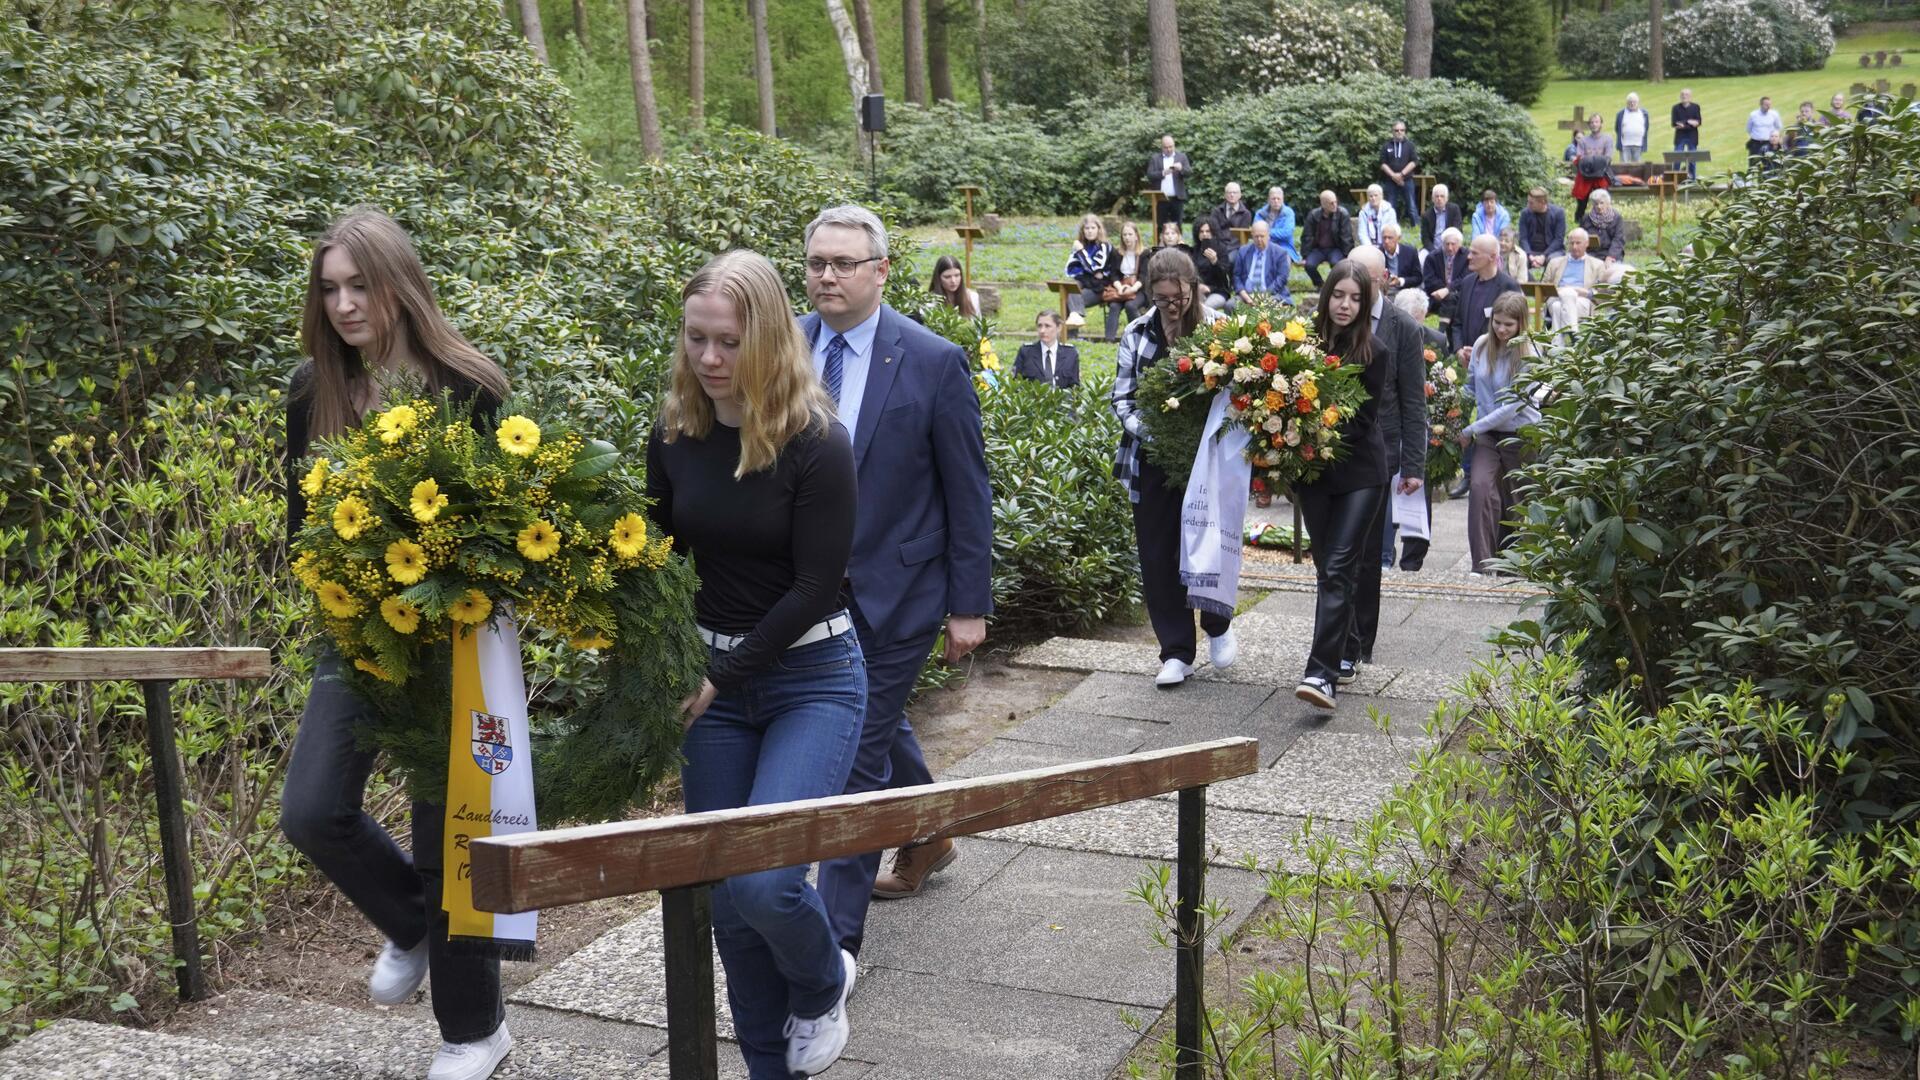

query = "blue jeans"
680;629;866;1080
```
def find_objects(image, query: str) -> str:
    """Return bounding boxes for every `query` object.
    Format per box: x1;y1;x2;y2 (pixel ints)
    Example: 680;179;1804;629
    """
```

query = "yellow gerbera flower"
380;595;422;635
301;459;331;498
1284;320;1308;342
496;415;541;456
385;539;429;584
609;512;649;559
1299;380;1319;402
315;580;360;618
409;477;449;523
570;632;614;650
516;520;561;562
354;657;399;682
375;404;418;445
1322;406;1341;428
449;589;493;624
332;496;372;540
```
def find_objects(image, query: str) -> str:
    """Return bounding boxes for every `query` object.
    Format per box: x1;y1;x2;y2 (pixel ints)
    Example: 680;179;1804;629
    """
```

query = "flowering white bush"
1243;0;1403;89
1571;0;1831;77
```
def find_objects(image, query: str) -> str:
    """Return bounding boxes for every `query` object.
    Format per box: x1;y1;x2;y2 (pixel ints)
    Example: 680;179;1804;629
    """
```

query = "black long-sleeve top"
645;420;857;691
284;361;499;556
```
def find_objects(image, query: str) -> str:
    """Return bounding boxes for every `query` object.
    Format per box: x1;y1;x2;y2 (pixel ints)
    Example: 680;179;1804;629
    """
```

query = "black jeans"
1132;458;1231;664
281;657;504;1044
1157;196;1185;235
1347;483;1395;664
1295;483;1386;684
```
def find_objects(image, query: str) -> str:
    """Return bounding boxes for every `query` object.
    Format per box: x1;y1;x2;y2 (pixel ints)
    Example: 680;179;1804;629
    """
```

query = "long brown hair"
296;208;508;439
928;254;977;317
660;250;833;477
1145;246;1201;342
1313;261;1376;368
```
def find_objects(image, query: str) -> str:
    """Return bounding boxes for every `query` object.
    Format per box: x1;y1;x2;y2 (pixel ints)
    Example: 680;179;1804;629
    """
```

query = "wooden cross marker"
956;185;984;226
1557;105;1589;141
954;225;986;288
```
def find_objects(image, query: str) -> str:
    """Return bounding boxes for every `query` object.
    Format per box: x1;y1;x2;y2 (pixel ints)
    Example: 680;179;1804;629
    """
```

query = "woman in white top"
1112;221;1149;320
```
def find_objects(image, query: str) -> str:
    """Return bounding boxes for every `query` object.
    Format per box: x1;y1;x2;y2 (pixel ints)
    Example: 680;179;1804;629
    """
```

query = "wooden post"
662;885;719;1080
1413;173;1435;215
1143;189;1165;231
1174;786;1205;1079
142;679;206;1002
955;224;986;289
957;184;983;225
1230;226;1251;248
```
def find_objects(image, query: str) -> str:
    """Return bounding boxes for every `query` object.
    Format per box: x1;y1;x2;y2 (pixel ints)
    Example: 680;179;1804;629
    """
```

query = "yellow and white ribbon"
443;616;538;955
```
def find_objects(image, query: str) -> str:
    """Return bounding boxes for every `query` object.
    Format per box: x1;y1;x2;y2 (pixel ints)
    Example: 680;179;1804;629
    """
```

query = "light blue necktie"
823;333;848;403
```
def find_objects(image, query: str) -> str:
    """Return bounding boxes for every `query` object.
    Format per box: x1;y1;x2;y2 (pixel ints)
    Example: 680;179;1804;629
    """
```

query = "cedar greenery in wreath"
291;391;706;821
1136;304;1371;493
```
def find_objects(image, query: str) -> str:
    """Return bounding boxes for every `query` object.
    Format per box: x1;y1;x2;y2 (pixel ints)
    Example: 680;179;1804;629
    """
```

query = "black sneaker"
1294;677;1336;710
1337;660;1358;685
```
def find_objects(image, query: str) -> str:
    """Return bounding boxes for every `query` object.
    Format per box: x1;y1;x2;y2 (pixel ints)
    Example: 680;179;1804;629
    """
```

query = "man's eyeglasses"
805;256;884;278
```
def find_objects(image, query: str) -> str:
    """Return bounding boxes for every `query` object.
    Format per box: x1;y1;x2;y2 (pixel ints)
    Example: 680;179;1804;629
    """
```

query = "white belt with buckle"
698;611;853;653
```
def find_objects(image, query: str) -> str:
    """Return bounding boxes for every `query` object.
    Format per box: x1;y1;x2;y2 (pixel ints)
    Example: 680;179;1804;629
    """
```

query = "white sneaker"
367;938;428;1006
427;1023;512;1080
841;948;858;1001
1208;629;1239;670
785;951;854;1074
1063;310;1086;328
1154;658;1193;687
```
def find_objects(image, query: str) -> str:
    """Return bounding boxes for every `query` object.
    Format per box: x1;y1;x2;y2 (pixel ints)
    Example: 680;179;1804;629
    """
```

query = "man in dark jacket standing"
1516;187;1566;281
1145;134;1193;233
1300;190;1354;288
1378;121;1420;229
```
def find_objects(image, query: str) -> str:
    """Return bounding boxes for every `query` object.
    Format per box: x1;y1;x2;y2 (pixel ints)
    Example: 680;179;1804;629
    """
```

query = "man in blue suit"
1230;219;1292;309
803;205;995;974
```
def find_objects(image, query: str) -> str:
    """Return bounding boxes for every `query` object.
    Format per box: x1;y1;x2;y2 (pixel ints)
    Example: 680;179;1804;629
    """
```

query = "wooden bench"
1520;280;1556;331
473;738;1261;1080
0;647;273;1002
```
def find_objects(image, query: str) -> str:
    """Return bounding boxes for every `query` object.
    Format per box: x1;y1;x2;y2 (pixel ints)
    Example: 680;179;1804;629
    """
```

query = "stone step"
0;1019;299;1080
169;988;667;1079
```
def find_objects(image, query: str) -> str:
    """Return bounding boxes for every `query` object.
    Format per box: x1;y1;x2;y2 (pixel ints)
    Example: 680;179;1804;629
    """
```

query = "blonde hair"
1484;292;1534;381
1075;213;1108;247
660;250;833;477
1118;220;1143;254
296;208;509;440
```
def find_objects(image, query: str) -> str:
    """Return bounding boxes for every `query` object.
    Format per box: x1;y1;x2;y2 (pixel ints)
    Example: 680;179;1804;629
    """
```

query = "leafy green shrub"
1243;0;1404;89
1559;0;1834;78
877;103;1081;222
1131;653;1919;1075
1557;5;1648;79
1062;77;1550;221
1433;0;1552;104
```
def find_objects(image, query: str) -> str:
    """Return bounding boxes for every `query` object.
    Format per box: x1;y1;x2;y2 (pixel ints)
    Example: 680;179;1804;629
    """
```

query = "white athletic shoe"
785;951;854;1075
1208;629;1239;670
842;948;858;1001
427;1023;513;1080
1063;310;1086;328
367;938;428;1006
1155;658;1194;687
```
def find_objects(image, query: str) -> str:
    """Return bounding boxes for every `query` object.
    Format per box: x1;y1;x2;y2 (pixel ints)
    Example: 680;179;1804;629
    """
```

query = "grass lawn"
1527;27;1920;180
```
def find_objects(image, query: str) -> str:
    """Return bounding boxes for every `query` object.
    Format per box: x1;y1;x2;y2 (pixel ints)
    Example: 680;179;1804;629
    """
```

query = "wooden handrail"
471;737;1258;914
0;647;271;682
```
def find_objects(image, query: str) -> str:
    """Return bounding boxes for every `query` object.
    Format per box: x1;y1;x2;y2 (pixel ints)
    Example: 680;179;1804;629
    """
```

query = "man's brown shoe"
871;838;957;899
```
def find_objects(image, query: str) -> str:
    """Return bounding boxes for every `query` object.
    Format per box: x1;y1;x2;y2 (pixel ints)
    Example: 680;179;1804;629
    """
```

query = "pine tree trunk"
902;0;928;104
690;0;707;125
824;0;873;133
750;0;778;133
1404;0;1434;77
851;0;885;92
1145;0;1186;107
573;0;590;47
927;0;954;101
626;0;665;158
971;0;993;119
1647;0;1664;80
517;0;550;61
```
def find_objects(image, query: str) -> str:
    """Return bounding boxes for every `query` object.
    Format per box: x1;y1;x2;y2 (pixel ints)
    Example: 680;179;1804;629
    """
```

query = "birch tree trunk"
851;0;885;92
823;0;873;133
690;0;707;125
1403;0;1433;77
902;0;928;104
1145;0;1186;107
972;0;993;120
517;0;550;62
927;0;954;101
749;0;778;134
626;0;665;158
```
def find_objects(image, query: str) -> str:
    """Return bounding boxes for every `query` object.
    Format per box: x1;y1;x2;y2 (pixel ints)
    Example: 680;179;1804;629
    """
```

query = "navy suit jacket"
800;305;994;646
1382;243;1422;291
1013;341;1080;389
1231;243;1293;303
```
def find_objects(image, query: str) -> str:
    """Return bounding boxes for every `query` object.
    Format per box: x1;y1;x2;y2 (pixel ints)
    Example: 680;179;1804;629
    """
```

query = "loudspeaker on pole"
860;94;886;133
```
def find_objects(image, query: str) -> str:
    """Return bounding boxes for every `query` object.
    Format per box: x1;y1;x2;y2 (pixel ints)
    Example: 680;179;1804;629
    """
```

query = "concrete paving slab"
0;1022;299;1080
1245;693;1445;739
942;738;1104;780
997;708;1161;755
839;968;1141;1080
1052;671;1276;724
984;798;1329;873
511;901;737;1039
1208;732;1438;822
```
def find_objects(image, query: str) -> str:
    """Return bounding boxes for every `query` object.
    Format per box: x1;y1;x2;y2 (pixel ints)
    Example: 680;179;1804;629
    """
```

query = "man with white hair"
1544;227;1606;331
1379;222;1419;294
1206;182;1254;252
1300;189;1353;288
1616;92;1651;164
1392;288;1449;351
1421;226;1468;340
1420;183;1462;253
1357;183;1397;249
1339;246;1429;666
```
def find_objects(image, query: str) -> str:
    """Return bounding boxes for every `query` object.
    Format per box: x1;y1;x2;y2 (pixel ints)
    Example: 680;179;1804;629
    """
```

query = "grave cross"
1557;105;1589;141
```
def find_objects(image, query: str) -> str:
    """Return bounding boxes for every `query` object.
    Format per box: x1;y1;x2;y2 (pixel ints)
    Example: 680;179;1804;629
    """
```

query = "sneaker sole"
429;1028;512;1080
870;846;958;899
1294;684;1336;710
1336;670;1357;685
